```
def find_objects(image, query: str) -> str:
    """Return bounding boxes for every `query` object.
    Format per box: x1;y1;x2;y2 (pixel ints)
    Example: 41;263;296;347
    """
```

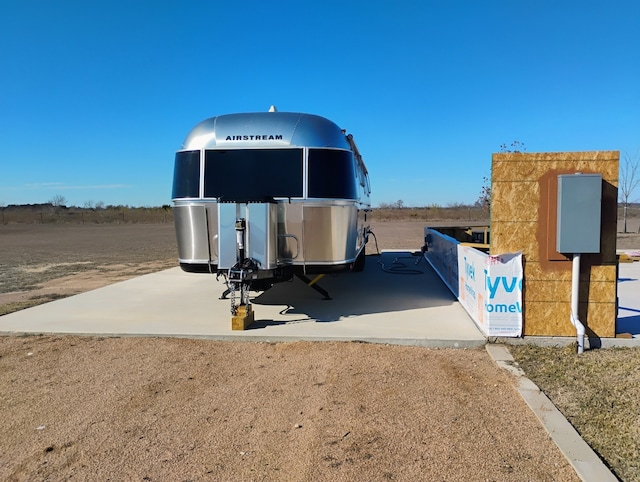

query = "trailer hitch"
227;217;256;329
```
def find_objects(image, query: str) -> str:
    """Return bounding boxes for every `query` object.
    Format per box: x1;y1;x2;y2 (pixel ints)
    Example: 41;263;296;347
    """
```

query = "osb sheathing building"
490;151;619;337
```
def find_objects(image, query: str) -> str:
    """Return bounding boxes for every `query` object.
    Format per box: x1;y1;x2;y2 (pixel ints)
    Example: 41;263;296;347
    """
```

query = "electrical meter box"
556;173;602;253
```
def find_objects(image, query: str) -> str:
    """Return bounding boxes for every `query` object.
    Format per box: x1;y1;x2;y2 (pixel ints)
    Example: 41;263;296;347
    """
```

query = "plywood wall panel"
523;301;616;337
491;151;619;338
524;262;573;281
584;303;617;338
523;302;573;336
491;182;539;222
588;265;618;283
524;280;572;302
491;221;539;255
583;281;617;305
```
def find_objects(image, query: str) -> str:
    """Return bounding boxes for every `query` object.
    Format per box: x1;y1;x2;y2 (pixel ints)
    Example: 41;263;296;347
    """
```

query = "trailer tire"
352;246;366;272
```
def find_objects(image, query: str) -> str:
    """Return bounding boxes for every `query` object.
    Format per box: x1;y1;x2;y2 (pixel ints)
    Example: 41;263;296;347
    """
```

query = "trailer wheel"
352;246;366;272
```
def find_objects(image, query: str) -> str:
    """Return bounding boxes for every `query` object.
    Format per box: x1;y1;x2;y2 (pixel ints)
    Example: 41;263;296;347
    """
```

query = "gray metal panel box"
217;203;278;270
556;174;602;253
247;203;278;270
217;203;238;269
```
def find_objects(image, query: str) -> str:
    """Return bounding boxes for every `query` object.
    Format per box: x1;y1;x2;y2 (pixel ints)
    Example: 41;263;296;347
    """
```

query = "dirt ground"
0;337;578;482
0;224;177;314
0;219;637;481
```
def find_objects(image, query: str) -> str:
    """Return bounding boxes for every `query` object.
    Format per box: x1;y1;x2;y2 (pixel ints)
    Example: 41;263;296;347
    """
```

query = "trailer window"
308;149;357;199
204;149;303;201
172;150;200;198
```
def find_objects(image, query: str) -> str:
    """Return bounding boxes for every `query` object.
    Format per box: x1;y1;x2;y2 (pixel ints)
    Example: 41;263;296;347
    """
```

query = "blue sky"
1;1;638;208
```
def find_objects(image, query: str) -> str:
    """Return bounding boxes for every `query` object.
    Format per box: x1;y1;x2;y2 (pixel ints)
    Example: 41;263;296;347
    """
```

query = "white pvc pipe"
571;253;586;354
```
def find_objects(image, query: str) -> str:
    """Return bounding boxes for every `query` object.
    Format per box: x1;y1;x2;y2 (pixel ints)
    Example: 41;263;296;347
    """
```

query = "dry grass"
0;262;98;293
510;344;640;482
0;224;177;314
0;294;68;316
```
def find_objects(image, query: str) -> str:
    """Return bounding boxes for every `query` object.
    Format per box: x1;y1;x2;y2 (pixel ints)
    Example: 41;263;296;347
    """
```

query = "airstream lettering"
225;134;284;141
172;110;371;318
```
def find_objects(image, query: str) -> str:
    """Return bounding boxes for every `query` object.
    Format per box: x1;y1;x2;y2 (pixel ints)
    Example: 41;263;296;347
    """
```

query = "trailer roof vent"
268;105;278;112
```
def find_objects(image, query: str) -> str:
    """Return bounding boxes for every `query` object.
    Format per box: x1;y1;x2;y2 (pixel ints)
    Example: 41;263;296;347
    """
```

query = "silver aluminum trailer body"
172;111;371;294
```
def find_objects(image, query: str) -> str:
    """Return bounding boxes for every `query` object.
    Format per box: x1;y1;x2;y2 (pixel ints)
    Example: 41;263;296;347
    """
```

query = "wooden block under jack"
232;304;255;330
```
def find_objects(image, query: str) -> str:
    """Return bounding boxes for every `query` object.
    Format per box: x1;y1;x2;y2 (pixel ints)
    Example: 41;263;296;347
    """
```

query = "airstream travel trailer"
172;109;371;319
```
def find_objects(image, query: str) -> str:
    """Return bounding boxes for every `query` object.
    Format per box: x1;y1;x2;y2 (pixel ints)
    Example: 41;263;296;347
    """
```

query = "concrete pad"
617;259;640;338
0;252;486;347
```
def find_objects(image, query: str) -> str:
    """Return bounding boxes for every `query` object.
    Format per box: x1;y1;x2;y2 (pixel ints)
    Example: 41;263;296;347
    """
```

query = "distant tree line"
0;203;173;225
377;200;483;210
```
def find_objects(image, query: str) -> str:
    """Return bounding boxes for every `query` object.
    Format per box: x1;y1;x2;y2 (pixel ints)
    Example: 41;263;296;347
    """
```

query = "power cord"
368;230;424;275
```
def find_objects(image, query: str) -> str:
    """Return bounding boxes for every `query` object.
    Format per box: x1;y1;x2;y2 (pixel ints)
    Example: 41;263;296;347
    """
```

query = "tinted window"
204;149;303;201
172;150;200;198
308;149;357;199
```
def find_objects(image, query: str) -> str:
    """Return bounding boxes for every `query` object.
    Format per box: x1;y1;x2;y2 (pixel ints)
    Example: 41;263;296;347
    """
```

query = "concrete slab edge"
0;331;487;349
485;344;618;482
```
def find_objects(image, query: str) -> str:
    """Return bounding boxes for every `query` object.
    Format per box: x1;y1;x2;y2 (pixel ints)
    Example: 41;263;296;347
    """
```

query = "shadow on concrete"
250;252;457;327
617;307;640;336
